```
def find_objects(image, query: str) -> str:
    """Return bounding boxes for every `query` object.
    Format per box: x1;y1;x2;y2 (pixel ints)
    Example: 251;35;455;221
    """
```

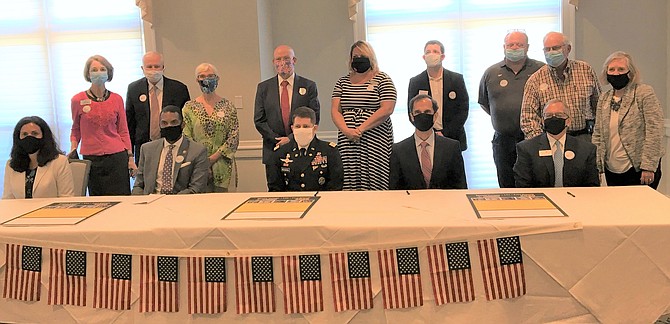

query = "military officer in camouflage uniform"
267;107;343;191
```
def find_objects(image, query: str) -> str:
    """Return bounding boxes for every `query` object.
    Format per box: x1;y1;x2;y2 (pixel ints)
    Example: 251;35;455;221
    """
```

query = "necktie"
280;80;290;135
553;140;564;187
149;86;160;140
420;141;432;188
161;144;175;194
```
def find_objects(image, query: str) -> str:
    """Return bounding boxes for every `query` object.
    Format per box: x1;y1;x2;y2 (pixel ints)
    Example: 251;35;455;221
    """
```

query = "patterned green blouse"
182;97;239;189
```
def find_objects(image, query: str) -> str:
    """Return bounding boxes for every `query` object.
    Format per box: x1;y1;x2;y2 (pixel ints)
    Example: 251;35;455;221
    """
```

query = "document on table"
467;193;567;219
2;201;120;226
223;196;320;220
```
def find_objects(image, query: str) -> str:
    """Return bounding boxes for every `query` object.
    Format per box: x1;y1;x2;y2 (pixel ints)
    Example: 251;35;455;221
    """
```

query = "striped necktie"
553;140;563;187
420;141;432;188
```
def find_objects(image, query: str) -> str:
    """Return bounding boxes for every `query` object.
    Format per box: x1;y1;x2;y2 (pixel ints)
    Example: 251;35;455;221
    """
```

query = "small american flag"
378;247;423;309
94;253;132;310
281;254;323;314
234;256;275;314
329;251;373;312
48;249;86;306
3;244;42;301
140;255;179;312
427;242;475;305
187;256;226;314
477;236;526;300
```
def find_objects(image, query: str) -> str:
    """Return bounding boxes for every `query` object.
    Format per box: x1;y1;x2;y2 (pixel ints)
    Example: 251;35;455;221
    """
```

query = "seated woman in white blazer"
3;116;74;199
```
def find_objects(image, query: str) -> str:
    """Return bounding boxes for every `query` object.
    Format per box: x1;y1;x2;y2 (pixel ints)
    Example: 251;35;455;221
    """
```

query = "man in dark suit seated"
126;51;190;164
514;99;599;187
408;40;469;151
267;107;342;192
390;94;467;190
132;106;209;195
254;45;320;189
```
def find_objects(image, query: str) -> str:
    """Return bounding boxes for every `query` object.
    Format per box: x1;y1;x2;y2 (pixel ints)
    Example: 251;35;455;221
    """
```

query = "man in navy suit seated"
390;94;467;190
514;99;599;188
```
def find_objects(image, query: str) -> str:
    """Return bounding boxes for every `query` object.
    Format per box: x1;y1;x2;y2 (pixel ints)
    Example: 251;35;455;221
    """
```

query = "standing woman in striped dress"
331;41;397;190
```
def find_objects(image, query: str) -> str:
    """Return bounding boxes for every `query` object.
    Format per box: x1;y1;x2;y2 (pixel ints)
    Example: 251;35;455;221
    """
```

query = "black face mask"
351;56;371;73
607;73;630;90
413;113;434;132
543;117;567;135
18;136;43;154
160;125;182;143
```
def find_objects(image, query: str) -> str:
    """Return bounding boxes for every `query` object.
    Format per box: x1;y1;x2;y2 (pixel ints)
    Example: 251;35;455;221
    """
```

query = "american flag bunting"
140;255;179;312
235;256;275;314
427;242;475;305
477;236;526;300
3;244;42;301
94;253;132;310
329;251;373;312
187;256;226;314
378;247;423;309
48;249;86;306
281;254;323;314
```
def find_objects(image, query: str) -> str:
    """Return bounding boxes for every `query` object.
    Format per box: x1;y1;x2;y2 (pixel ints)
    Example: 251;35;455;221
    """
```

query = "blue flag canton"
21;246;42;272
251;256;273;282
396;247;420;275
157;256;179;282
65;250;86;277
111;254;132;280
446;242;471;270
347;251;370;279
299;255;321;281
497;236;523;265
204;257;226;283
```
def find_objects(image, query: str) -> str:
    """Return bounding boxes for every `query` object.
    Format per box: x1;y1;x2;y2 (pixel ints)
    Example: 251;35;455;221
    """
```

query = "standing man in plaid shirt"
520;31;601;142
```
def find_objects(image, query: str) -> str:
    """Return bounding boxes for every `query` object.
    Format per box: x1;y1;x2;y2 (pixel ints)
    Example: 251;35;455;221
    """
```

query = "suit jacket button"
300;183;305;188
300;173;305;178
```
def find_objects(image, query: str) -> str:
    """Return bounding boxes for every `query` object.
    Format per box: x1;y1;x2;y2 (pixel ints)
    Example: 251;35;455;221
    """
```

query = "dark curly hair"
9;116;63;173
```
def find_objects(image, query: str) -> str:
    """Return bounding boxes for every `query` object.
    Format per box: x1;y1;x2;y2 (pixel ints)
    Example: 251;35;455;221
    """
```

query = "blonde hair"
194;63;219;78
349;40;380;74
84;55;114;82
600;51;641;86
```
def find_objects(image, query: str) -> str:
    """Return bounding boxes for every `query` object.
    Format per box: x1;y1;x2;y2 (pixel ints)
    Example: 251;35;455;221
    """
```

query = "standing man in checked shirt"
520;32;601;142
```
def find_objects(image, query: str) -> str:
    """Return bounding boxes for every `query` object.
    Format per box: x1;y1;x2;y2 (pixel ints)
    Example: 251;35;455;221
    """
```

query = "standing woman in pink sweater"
70;55;137;195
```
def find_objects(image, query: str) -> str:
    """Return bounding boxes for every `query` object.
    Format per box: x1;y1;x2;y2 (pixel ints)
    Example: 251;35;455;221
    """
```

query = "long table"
1;186;669;323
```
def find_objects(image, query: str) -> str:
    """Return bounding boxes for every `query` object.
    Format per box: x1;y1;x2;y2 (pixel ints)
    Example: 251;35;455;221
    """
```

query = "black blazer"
514;133;600;188
408;68;469;151
254;74;320;164
126;76;190;162
390;134;467;190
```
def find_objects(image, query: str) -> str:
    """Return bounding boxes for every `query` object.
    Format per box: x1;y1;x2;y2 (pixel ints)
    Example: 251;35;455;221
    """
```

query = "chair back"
69;159;91;196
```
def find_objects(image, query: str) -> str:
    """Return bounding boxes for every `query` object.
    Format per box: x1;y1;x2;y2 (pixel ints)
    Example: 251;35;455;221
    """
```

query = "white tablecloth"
0;186;669;323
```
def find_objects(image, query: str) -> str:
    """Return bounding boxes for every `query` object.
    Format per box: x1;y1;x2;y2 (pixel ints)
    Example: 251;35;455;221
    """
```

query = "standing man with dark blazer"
254;45;320;188
126;51;190;164
514;99;599;188
390;94;467;190
408;40;469;151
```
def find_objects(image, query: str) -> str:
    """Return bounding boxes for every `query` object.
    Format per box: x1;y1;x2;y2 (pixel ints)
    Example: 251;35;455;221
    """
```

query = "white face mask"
144;70;163;84
293;127;315;147
424;53;442;68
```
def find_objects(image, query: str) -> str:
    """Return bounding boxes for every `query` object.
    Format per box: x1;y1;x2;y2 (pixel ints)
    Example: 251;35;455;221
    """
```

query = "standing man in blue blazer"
126;51;190;164
408;40;469;151
514;99;599;188
390;94;467;190
254;45;320;188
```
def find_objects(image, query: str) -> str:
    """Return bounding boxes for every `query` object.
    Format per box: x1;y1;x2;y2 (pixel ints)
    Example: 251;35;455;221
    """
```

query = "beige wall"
150;0;670;194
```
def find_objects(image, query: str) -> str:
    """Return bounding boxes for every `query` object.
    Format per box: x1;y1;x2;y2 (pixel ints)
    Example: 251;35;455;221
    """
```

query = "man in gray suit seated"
132;105;209;195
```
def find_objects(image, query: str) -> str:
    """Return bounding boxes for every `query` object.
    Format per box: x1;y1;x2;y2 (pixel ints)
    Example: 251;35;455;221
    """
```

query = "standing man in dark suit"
390;94;467;190
132;105;209;195
126;51;190;164
514;99;599;188
254;45;320;188
408;40;469;151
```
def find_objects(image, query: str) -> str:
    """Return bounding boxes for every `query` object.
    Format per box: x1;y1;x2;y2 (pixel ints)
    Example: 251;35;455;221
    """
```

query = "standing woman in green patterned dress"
182;63;239;192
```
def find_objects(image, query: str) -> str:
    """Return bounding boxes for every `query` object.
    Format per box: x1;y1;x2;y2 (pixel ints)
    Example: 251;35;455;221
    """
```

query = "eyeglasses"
543;113;569;119
543;44;564;52
505;42;527;49
197;74;217;80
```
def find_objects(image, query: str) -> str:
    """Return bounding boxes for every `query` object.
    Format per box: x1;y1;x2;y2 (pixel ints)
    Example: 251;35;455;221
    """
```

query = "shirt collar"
414;131;436;148
163;135;184;150
278;73;295;86
547;133;566;148
148;76;164;91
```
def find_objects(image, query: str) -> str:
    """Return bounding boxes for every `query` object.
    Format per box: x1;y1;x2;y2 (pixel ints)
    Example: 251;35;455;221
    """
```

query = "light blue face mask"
89;71;108;85
544;50;566;67
505;48;525;62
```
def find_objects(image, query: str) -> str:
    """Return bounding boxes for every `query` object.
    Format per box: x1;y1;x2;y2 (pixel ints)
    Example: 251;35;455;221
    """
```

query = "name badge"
418;90;429;95
80;99;92;105
539;150;552;157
